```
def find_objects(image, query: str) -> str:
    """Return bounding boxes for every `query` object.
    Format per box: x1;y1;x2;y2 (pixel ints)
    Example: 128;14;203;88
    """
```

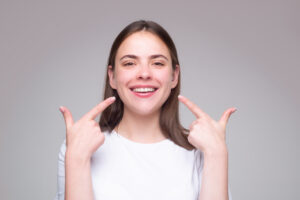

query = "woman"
55;20;236;200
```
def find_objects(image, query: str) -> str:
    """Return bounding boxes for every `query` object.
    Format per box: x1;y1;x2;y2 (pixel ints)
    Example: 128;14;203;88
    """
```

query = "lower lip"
131;90;157;98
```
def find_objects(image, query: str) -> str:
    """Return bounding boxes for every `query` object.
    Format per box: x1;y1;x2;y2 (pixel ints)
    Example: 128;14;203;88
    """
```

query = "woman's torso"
90;130;202;200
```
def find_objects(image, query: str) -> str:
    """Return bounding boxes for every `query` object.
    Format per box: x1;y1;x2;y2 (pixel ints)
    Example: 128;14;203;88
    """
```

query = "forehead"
116;31;170;60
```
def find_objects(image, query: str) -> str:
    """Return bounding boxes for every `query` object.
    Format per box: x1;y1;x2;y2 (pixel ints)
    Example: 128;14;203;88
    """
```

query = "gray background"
0;0;299;199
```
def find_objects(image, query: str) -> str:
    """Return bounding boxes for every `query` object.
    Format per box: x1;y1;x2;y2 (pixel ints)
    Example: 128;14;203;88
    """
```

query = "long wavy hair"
99;20;194;150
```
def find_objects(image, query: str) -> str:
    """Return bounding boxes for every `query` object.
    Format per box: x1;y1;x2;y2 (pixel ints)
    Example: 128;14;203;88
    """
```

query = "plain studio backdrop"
0;0;299;199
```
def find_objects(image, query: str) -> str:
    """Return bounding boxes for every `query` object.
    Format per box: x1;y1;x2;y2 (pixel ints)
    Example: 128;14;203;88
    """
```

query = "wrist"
65;150;91;166
204;146;228;158
203;148;228;169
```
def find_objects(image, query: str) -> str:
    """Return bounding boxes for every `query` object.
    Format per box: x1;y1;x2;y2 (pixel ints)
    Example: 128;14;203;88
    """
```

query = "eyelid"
122;60;165;66
123;61;135;66
153;61;165;65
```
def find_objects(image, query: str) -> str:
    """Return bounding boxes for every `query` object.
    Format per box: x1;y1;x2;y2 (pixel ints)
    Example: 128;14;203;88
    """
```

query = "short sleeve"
54;139;66;200
196;149;233;200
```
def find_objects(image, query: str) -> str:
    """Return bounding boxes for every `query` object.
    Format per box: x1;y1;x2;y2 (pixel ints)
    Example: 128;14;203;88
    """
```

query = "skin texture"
59;30;236;200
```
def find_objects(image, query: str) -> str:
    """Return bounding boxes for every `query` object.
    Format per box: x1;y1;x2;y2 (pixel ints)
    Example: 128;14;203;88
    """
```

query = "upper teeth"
133;88;155;92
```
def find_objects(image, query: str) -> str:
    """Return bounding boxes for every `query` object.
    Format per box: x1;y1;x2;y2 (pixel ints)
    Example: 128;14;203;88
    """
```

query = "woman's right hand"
59;96;116;162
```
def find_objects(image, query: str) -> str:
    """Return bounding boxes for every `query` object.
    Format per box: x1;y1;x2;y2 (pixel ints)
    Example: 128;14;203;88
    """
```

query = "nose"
136;64;152;80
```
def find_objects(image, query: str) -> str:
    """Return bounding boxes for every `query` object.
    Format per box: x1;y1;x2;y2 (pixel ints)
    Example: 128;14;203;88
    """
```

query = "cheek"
115;70;133;87
156;70;173;87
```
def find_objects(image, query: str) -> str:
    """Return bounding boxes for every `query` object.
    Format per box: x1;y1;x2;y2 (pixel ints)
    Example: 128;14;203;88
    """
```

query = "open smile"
129;86;158;98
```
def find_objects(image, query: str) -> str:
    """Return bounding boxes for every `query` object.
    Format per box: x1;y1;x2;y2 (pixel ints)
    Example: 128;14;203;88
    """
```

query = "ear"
108;65;117;89
171;64;180;88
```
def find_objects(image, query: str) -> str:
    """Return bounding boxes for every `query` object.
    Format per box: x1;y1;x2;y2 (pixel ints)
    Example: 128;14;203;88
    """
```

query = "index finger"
178;95;208;119
82;96;116;120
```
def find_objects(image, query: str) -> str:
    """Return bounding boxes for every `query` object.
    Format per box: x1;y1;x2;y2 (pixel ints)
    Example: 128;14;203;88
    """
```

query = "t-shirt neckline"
112;129;170;146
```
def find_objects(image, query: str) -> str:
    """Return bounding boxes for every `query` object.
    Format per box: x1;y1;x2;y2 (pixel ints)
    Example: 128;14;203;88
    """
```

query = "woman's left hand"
178;95;236;155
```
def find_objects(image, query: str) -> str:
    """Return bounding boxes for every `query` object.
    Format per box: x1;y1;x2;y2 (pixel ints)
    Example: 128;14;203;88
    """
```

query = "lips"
129;85;158;98
130;85;158;92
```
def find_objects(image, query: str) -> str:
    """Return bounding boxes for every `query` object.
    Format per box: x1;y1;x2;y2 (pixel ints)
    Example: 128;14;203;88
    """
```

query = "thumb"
59;106;74;130
219;107;237;129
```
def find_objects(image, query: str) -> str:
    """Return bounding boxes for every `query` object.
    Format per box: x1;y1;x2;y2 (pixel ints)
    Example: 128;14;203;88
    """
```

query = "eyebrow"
119;54;169;61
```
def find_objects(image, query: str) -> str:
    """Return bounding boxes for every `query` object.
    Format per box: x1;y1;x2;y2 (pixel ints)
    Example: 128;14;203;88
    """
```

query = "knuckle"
189;125;194;131
94;126;100;132
193;124;200;131
187;135;194;143
92;120;98;126
98;134;105;143
82;120;91;127
88;120;97;126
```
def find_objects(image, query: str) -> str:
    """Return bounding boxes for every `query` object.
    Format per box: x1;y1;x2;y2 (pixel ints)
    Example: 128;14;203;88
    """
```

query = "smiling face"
108;31;179;117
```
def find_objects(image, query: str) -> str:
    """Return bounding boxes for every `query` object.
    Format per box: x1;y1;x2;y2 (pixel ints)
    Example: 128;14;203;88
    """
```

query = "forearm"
65;152;94;200
198;149;229;200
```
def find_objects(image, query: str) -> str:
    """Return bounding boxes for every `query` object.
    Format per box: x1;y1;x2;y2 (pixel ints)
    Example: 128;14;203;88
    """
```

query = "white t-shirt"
54;130;232;200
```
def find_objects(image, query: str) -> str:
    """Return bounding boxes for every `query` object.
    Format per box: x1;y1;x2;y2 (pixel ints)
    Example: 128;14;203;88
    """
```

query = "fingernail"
232;108;237;113
59;106;64;113
110;96;116;101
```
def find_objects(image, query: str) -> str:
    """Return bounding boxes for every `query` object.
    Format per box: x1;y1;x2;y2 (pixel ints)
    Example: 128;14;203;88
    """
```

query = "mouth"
130;86;158;98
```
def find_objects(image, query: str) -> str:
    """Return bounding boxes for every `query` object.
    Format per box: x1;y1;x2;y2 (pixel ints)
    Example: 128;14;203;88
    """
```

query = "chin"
125;104;161;117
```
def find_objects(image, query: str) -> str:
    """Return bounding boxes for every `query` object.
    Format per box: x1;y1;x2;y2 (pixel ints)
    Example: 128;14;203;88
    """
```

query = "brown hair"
99;20;194;150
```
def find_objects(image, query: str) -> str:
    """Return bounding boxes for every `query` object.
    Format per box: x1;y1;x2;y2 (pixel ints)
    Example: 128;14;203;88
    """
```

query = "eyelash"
123;62;164;66
123;62;134;66
154;62;164;66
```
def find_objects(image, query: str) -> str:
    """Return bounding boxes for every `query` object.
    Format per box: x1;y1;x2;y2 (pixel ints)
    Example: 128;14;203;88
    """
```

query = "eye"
123;62;135;66
153;62;164;66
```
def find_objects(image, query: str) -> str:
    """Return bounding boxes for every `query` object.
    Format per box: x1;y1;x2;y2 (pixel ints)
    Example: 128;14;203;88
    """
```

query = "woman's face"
108;31;179;116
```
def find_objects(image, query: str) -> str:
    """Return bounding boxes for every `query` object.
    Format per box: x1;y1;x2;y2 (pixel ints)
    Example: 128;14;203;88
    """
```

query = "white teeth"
133;88;156;92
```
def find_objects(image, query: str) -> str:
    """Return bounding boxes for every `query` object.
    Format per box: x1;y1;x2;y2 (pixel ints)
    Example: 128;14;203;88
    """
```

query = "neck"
115;107;167;143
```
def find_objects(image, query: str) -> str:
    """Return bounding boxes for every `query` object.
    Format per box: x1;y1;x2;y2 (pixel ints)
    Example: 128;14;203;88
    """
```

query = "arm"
198;149;229;200
54;140;94;200
59;97;116;200
65;152;94;200
178;95;235;200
